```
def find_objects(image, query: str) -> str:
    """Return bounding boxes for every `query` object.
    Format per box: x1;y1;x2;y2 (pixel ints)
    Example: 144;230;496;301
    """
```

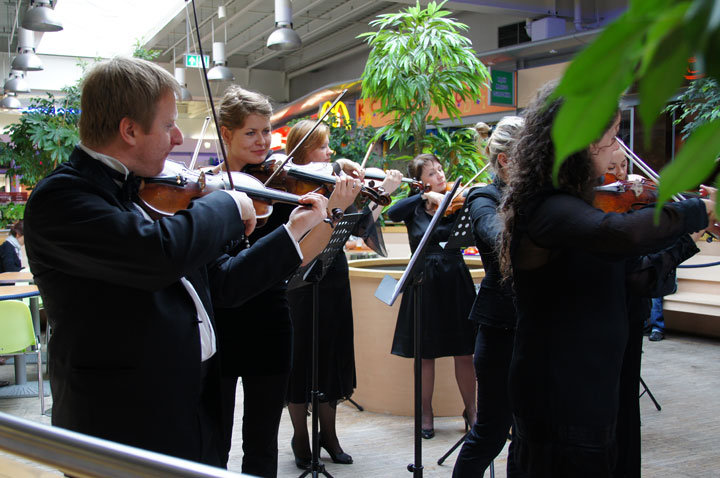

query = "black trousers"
218;373;290;478
453;325;526;478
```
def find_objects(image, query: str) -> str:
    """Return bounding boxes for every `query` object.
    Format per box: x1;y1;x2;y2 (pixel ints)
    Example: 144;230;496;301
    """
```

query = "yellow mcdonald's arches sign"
320;100;351;128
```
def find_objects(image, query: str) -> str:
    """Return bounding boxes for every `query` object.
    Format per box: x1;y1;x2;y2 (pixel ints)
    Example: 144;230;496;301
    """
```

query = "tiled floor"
1;332;719;477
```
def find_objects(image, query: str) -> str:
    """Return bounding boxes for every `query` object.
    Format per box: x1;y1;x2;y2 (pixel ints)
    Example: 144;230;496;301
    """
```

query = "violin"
593;173;658;213
425;180;488;217
138;166;340;226
362;167;427;193
244;156;392;207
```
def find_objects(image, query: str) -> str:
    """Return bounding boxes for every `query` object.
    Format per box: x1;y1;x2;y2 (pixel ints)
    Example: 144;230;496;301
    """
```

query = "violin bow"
263;88;348;187
188;0;235;190
359;141;375;169
188;116;211;170
452;162;491;200
615;137;683;202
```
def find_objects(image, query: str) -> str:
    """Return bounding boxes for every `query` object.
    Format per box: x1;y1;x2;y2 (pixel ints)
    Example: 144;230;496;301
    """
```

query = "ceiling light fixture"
1;92;22;109
22;0;63;32
207;18;234;82
4;70;30;93
11;28;43;71
173;49;192;101
267;0;301;51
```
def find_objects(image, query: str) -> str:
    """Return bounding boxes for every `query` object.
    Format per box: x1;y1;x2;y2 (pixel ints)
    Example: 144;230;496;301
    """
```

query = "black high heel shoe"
319;437;353;464
462;409;470;432
291;437;311;470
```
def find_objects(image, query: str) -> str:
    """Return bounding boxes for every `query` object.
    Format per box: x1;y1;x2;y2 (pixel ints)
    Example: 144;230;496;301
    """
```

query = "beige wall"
517;62;569;108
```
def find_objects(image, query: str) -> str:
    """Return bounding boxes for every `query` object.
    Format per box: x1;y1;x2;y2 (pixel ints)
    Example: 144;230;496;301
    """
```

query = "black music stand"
375;180;463;478
288;213;363;478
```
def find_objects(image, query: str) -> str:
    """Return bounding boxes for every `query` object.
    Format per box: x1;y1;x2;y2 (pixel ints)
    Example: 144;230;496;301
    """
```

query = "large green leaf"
655;119;720;219
638;27;691;145
554;19;645;97
552;68;633;179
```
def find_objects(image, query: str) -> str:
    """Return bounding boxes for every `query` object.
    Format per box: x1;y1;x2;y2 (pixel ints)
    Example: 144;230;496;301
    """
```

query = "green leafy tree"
358;0;490;160
665;77;720;140
424;127;491;184
549;0;720;214
132;39;161;61
0;86;81;187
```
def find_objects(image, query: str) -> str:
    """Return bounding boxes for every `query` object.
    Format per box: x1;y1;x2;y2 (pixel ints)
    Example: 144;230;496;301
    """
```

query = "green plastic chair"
0;300;44;413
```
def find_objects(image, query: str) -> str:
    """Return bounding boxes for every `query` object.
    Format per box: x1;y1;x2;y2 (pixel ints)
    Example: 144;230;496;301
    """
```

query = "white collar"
6;235;20;252
78;143;131;180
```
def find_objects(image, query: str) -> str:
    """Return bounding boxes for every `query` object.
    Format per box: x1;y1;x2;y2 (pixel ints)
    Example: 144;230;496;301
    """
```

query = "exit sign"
185;54;209;69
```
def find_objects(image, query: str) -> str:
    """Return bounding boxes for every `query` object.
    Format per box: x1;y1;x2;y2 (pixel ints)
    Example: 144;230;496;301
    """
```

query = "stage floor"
1;332;718;477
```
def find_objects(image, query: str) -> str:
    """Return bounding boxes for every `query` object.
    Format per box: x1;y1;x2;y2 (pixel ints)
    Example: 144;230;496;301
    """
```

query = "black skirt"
286;254;356;403
391;250;476;359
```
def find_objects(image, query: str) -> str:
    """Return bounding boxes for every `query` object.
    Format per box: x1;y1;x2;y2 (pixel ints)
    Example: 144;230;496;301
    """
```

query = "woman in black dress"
453;116;527;477
498;81;717;477
387;153;477;438
285;119;403;467
209;87;358;477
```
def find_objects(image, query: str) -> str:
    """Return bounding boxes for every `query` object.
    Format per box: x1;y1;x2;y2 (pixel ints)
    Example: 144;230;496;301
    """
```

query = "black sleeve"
468;191;502;250
209;225;302;308
25;181;246;291
527;194;708;258
387;194;422;223
626;234;700;297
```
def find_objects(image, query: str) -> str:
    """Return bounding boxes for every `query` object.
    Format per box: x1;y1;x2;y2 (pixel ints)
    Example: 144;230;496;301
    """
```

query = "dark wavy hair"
498;80;617;279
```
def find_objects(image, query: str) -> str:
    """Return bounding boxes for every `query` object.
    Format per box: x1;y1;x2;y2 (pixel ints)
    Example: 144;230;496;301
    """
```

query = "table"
0;284;49;399
0;271;34;284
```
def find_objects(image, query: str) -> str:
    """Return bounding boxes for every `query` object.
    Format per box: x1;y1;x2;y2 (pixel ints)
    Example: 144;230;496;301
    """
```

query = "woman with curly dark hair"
498;81;717;477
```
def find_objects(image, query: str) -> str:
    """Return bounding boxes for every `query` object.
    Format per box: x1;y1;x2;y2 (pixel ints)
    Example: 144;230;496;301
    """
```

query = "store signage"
489;70;515;106
319;100;351;128
185;54;210;69
0;192;28;204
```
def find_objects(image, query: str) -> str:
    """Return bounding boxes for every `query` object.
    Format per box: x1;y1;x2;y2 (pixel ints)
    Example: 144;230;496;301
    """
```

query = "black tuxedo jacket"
24;147;300;465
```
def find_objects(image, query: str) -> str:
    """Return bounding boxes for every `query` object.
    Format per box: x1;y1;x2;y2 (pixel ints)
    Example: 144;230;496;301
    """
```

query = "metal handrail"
0;411;248;478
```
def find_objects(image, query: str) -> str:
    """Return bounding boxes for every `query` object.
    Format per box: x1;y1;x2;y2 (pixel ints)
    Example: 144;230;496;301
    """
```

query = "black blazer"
0;240;21;272
24;147;300;464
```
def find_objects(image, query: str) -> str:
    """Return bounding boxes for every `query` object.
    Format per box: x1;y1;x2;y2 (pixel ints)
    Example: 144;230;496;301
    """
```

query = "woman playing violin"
498;81;717;478
209;86;359;477
386;153;477;439
285;119;403;468
453;116;526;477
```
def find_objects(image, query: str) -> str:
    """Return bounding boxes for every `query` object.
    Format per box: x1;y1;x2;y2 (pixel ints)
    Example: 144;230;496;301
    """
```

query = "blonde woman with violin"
209;87;359;477
284;119;404;469
386;153;477;439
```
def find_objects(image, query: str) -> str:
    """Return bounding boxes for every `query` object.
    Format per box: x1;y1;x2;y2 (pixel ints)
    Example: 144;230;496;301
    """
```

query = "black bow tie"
103;166;141;203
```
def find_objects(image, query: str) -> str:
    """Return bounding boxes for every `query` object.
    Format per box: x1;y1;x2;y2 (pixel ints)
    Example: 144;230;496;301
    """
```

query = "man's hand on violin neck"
286;193;329;241
224;190;257;237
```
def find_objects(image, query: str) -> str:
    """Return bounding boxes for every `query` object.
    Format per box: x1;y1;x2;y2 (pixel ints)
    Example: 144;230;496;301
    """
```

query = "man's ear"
118;117;138;146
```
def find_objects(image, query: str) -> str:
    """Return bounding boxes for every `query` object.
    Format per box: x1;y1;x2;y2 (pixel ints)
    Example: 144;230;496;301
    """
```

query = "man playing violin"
24;57;328;467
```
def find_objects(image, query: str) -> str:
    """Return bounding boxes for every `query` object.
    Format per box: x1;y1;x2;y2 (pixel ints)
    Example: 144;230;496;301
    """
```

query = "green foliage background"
358;0;490;168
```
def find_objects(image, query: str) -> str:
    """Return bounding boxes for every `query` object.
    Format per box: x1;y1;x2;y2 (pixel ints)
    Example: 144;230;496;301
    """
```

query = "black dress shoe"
421;428;435;439
0;380;9;387
320;438;353;464
291;437;311;470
